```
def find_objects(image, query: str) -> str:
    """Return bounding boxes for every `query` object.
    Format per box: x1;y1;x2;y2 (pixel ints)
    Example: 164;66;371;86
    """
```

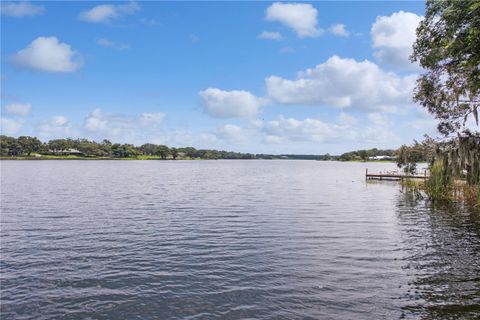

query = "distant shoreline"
1;136;399;162
0;155;397;162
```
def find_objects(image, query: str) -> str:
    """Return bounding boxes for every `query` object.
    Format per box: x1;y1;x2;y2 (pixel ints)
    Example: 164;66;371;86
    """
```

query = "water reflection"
1;160;479;319
396;193;480;319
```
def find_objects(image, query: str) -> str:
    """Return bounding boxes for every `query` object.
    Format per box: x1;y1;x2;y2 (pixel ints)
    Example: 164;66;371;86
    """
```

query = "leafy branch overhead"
411;0;480;135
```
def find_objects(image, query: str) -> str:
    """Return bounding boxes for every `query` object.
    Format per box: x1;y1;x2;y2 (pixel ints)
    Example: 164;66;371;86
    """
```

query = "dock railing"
366;168;428;181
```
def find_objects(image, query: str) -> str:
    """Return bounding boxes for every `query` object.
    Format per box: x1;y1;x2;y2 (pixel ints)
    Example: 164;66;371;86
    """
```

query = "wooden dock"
365;169;428;181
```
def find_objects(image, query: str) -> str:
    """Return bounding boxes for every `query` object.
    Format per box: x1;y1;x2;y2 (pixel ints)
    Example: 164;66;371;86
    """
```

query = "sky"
1;0;439;154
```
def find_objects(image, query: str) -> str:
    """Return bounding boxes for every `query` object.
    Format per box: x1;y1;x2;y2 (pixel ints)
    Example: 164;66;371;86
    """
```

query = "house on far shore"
368;155;396;161
49;148;84;156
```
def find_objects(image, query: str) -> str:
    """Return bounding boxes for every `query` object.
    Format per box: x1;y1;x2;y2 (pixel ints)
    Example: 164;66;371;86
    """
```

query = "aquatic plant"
424;160;453;202
398;133;479;207
426;132;480;206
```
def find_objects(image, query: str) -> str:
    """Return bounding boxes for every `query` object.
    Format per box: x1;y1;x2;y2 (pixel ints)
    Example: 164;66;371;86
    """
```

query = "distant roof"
50;148;82;153
368;155;395;160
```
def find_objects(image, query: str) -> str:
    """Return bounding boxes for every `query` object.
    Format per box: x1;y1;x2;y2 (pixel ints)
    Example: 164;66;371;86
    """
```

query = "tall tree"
411;1;480;194
0;135;21;156
156;145;169;160
358;150;368;161
411;0;480;136
112;143;138;158
17;136;42;155
139;143;158;156
396;139;434;174
48;139;69;152
170;147;178;160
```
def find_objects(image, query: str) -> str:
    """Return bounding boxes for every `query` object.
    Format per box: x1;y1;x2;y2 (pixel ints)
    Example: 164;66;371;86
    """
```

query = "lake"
1;160;479;319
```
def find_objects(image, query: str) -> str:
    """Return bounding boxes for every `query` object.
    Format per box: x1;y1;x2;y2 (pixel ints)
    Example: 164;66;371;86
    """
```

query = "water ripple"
1;160;479;319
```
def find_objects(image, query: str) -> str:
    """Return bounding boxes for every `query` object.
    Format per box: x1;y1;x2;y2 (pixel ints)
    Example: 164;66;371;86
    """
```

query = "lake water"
1;160;479;319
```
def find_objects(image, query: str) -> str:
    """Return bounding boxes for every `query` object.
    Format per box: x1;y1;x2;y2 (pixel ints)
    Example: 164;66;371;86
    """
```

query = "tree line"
0;135;404;161
337;148;397;161
0;136;258;159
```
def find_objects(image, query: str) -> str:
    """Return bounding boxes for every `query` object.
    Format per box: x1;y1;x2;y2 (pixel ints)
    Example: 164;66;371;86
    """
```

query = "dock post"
366;168;368;181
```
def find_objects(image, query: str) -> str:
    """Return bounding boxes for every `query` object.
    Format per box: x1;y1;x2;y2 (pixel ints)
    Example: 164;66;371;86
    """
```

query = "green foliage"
178;147;197;159
170;147;178;160
425;160;453;201
17;136;42;155
48;139;73;152
1;135;42;156
0;135;22;156
477;185;480;206
434;131;480;186
155;145;169;160
1;135;406;161
411;0;480;135
358;150;367;161
139;143;158;156
111;143;139;158
339;148;396;161
75;139;106;156
396;139;433;174
401;134;480;206
0;135;269;160
407;0;480;207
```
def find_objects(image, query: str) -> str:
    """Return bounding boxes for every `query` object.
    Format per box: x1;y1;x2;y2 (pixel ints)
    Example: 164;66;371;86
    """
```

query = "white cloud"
84;109;164;132
79;1;140;24
263;135;283;144
80;5;116;23
1;1;44;17
367;113;392;126
96;38;130;50
371;11;423;70
266;2;322;38
1;117;23;135
406;105;438;133
244;113;400;147
260;115;349;143
362;114;398;144
329;24;349;37
37;116;72;138
258;31;283;40
182;113;401;149
199;88;268;119
83;108;165;141
84;109;107;132
4;103;31;116
156;130;220;148
408;118;437;132
139;112;165;125
11;37;82;73
265;55;417;113
336;112;357;126
51;115;68;126
216;124;248;143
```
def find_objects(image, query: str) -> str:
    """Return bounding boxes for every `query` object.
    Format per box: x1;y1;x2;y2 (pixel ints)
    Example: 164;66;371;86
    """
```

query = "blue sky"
1;1;437;154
